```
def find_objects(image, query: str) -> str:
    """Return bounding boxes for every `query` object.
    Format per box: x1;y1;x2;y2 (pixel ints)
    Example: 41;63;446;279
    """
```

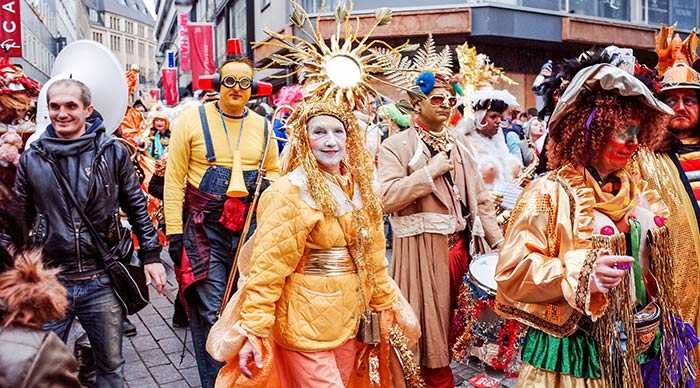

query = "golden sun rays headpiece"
256;1;414;110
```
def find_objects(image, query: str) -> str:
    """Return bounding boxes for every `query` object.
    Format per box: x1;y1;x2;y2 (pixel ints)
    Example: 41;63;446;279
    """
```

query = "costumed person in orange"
0;55;40;187
495;63;697;387
206;4;424;387
377;35;503;387
208;97;420;388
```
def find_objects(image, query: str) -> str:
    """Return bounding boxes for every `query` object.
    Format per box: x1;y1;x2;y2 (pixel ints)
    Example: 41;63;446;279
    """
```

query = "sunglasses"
662;94;698;108
221;75;253;90
429;94;457;107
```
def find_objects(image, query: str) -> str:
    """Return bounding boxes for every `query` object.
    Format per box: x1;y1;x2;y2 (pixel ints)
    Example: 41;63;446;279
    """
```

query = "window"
138;25;145;37
89;8;99;23
227;0;247;53
92;31;103;43
126;21;134;34
216;16;226;65
300;0;340;13
126;38;134;54
111;35;121;51
139;42;145;57
110;16;120;30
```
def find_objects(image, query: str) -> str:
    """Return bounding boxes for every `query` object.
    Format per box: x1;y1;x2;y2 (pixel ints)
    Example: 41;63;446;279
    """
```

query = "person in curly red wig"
495;63;699;388
547;90;668;170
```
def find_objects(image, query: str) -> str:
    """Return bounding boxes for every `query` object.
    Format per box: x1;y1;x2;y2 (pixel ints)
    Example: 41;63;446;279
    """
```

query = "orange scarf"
584;168;639;222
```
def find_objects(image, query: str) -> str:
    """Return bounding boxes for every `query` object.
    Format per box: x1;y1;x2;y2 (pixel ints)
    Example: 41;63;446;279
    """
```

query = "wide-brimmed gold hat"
548;63;674;132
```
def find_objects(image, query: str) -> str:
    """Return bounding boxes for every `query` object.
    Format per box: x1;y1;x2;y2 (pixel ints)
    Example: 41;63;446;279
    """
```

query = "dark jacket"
14;119;161;275
0;325;80;387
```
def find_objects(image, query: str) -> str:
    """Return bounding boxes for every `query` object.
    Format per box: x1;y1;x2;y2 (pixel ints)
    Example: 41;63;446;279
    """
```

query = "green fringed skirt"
521;328;602;379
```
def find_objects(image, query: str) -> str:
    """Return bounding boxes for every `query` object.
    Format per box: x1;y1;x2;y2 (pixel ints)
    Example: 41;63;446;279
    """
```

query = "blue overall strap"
198;105;216;163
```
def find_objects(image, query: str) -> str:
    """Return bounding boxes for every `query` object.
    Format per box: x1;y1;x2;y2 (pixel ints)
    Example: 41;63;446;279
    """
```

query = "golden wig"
285;98;384;282
547;90;667;170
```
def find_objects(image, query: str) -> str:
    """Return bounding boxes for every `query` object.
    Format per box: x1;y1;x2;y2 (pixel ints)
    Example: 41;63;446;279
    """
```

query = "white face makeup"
307;115;347;174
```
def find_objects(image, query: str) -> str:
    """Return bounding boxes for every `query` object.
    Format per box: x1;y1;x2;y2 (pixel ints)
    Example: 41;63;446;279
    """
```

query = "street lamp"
155;41;179;67
174;0;193;14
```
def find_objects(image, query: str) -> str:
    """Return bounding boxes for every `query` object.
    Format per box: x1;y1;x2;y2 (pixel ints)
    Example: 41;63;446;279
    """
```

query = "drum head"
468;253;499;295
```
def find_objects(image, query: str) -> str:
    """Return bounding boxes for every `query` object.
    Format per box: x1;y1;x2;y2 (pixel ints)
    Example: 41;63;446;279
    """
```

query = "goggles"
428;93;457;107
221;75;253;90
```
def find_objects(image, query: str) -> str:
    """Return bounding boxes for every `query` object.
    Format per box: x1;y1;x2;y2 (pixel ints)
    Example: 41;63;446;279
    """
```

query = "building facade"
87;0;158;100
154;0;254;95
15;0;89;84
252;0;699;109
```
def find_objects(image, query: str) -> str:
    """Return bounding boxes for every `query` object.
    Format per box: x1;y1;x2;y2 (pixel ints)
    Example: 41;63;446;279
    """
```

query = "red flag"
0;0;23;57
187;23;215;91
179;14;189;72
162;68;179;106
149;88;161;102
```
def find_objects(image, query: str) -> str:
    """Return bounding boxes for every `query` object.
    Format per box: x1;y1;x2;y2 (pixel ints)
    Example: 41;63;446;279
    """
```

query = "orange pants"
275;339;358;388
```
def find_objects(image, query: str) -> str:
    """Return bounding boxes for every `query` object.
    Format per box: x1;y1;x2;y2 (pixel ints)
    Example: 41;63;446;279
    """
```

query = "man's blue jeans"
185;216;236;388
45;272;125;388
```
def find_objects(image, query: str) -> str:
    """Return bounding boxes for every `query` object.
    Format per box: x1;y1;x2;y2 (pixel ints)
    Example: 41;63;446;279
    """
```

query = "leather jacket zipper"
74;224;82;272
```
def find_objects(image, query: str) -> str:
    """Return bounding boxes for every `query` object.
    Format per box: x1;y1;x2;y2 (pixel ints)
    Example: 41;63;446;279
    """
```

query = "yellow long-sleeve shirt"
164;103;281;234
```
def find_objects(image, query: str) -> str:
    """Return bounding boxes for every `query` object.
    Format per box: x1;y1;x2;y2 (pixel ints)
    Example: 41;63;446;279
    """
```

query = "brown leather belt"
296;247;355;276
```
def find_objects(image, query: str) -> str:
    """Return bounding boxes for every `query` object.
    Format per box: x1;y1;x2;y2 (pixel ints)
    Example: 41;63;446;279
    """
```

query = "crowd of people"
2;3;700;388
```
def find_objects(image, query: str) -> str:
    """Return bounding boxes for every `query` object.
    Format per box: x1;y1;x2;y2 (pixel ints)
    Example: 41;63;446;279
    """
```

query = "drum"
451;253;525;376
467;253;499;297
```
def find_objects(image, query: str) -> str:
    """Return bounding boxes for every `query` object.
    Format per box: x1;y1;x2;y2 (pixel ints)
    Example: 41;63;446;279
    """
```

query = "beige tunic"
378;127;503;368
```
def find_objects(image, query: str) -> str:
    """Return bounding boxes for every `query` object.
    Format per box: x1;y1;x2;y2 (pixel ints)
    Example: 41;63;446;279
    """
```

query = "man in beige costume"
378;70;503;387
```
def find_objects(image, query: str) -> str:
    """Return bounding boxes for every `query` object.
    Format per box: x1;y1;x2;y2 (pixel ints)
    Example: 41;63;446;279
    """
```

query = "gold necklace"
415;122;453;153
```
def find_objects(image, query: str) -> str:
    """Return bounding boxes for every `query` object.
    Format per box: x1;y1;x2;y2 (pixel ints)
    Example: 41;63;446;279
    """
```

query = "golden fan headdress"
655;23;700;91
455;42;517;118
378;33;452;91
256;0;413;110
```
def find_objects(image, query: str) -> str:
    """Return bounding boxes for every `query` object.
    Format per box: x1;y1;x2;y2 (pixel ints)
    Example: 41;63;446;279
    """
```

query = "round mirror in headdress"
29;40;127;145
325;55;363;89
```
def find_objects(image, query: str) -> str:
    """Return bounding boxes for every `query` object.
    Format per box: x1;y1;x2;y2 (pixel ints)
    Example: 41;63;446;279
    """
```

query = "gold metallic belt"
296;247;355;276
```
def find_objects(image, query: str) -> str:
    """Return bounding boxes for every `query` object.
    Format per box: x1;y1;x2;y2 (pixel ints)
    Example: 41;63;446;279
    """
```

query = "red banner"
187;23;215;91
149;88;161;102
179;13;189;72
0;0;22;57
162;68;179;106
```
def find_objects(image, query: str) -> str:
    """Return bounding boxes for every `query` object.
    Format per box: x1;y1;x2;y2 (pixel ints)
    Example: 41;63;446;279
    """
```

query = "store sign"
179;13;189;72
0;0;22;57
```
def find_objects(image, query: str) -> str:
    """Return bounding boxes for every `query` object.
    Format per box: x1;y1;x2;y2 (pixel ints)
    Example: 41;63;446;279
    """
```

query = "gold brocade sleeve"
496;178;608;319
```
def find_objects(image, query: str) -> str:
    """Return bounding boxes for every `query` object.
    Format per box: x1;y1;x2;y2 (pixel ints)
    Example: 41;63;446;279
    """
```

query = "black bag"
49;161;150;315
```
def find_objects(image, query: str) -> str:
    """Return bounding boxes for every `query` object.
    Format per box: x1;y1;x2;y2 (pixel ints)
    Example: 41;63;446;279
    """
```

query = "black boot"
123;317;137;337
73;333;96;388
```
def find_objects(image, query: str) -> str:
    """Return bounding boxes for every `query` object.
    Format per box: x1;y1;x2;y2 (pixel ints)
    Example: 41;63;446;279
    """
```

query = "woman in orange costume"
207;98;420;388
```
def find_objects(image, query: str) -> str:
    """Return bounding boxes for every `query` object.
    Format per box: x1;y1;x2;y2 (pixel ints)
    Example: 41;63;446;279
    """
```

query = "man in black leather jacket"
14;78;166;388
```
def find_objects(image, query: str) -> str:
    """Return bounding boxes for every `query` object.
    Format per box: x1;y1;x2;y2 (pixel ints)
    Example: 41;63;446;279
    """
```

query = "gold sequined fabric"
634;150;700;333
